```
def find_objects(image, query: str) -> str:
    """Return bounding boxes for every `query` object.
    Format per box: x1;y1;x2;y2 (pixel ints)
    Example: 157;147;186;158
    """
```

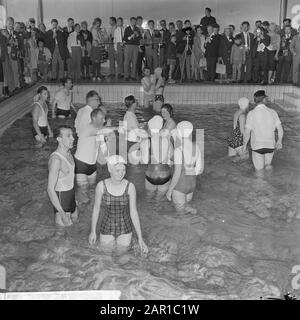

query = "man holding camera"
123;17;142;81
253;27;270;84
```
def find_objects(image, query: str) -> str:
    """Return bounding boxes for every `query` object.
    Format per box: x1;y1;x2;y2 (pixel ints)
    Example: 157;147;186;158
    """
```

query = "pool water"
0;103;300;300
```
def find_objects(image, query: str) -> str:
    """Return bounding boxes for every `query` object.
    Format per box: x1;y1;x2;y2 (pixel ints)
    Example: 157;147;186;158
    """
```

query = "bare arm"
239;114;246;135
277;123;284;145
32;105;44;139
128;183;143;241
47;156;64;213
194;146;203;175
243;126;251;147
89;182;103;244
52;98;58;117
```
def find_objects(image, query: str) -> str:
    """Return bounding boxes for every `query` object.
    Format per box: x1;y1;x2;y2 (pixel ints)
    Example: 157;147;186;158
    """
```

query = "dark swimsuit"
155;83;165;103
253;148;275;154
56;108;71;117
99;180;133;238
227;118;243;149
74;157;97;176
54;189;76;214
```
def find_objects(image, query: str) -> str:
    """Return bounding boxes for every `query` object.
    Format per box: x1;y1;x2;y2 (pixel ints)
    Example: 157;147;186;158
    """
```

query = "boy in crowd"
230;34;246;82
141;66;155;108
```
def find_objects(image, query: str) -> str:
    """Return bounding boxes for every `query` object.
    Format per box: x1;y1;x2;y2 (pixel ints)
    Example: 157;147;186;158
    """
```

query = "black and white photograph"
0;0;300;307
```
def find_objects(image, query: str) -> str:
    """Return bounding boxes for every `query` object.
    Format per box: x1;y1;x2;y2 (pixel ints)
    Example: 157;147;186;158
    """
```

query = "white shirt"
74;126;99;164
243;32;249;48
74;105;93;136
55;89;72;111
67;31;81;53
245;104;281;150
114;26;124;50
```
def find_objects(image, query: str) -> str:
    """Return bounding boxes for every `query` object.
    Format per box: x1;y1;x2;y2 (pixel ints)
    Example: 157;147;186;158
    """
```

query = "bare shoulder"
49;153;61;169
127;180;135;193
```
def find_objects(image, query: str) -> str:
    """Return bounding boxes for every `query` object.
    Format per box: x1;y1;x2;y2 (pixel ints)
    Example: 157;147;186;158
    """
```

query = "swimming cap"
148;115;163;133
238;97;249;110
107;155;126;172
176;121;193;138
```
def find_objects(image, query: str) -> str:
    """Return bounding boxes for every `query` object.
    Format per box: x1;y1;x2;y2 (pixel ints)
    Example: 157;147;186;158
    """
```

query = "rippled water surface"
1;102;300;299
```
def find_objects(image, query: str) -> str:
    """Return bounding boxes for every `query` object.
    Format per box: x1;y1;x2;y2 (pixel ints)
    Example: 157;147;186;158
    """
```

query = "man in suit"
143;20;161;72
62;18;74;76
279;18;298;37
218;27;234;79
252;28;271;84
204;24;221;81
123;17;142;81
46;19;69;81
238;21;255;83
159;19;171;69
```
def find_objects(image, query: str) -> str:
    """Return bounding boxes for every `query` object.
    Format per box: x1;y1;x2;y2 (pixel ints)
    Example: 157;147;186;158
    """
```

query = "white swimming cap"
238;97;249;110
107;155;126;172
154;67;162;76
176;121;193;138
148;115;163;133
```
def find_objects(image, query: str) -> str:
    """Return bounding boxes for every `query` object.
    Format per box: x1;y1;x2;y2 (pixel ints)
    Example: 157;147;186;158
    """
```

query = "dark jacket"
176;29;186;54
167;41;177;59
219;34;234;63
204;33;221;58
237;32;255;55
143;29;161;50
252;33;271;57
46;29;69;59
160;28;171;48
123;26;142;45
80;30;93;45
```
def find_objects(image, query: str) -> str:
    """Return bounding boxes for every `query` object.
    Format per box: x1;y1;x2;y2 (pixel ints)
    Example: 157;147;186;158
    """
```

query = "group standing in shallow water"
30;82;285;255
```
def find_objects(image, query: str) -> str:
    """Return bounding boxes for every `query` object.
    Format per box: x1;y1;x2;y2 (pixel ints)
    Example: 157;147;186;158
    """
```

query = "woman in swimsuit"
89;155;149;255
166;121;202;214
32;86;53;146
153;67;165;113
227;97;249;161
161;104;176;134
144;115;173;194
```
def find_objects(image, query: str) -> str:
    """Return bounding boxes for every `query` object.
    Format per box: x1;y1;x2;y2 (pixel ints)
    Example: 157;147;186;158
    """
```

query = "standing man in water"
242;90;284;174
74;90;101;136
47;125;77;227
74;108;109;189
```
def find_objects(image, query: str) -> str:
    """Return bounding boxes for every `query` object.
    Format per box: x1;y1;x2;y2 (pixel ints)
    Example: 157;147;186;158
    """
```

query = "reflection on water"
0;103;300;299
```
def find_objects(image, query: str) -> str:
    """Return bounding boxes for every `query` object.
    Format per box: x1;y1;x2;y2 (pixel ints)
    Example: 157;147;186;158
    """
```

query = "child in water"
141;66;155;108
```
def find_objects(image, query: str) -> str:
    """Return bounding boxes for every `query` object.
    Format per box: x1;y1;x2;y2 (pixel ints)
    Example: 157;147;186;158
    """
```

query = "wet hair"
125;95;136;108
110;17;117;24
161;104;174;118
55;125;73;138
51;19;58;24
62;77;73;86
241;21;250;27
37;86;48;95
86;90;99;101
90;108;105;120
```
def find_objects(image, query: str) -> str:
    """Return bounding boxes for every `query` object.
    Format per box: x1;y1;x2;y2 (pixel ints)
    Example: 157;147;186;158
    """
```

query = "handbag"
199;57;207;68
216;62;226;75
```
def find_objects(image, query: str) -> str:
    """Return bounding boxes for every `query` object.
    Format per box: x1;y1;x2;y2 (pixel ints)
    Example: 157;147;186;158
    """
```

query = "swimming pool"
0;102;300;299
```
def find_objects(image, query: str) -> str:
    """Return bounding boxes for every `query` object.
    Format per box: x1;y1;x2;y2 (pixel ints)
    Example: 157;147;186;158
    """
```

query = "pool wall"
0;83;300;136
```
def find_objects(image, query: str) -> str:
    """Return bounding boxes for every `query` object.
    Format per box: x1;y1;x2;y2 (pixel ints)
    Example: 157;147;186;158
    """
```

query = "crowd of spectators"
0;7;300;100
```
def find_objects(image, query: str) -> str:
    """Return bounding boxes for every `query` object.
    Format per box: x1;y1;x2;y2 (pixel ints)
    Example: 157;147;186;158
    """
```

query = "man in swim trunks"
242;90;284;174
74;108;112;188
47;125;77;227
144;115;173;194
52;77;77;119
74;90;101;137
32;86;53;147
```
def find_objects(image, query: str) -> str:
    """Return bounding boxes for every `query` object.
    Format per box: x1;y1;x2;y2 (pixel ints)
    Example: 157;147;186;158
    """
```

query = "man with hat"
242;90;284;174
